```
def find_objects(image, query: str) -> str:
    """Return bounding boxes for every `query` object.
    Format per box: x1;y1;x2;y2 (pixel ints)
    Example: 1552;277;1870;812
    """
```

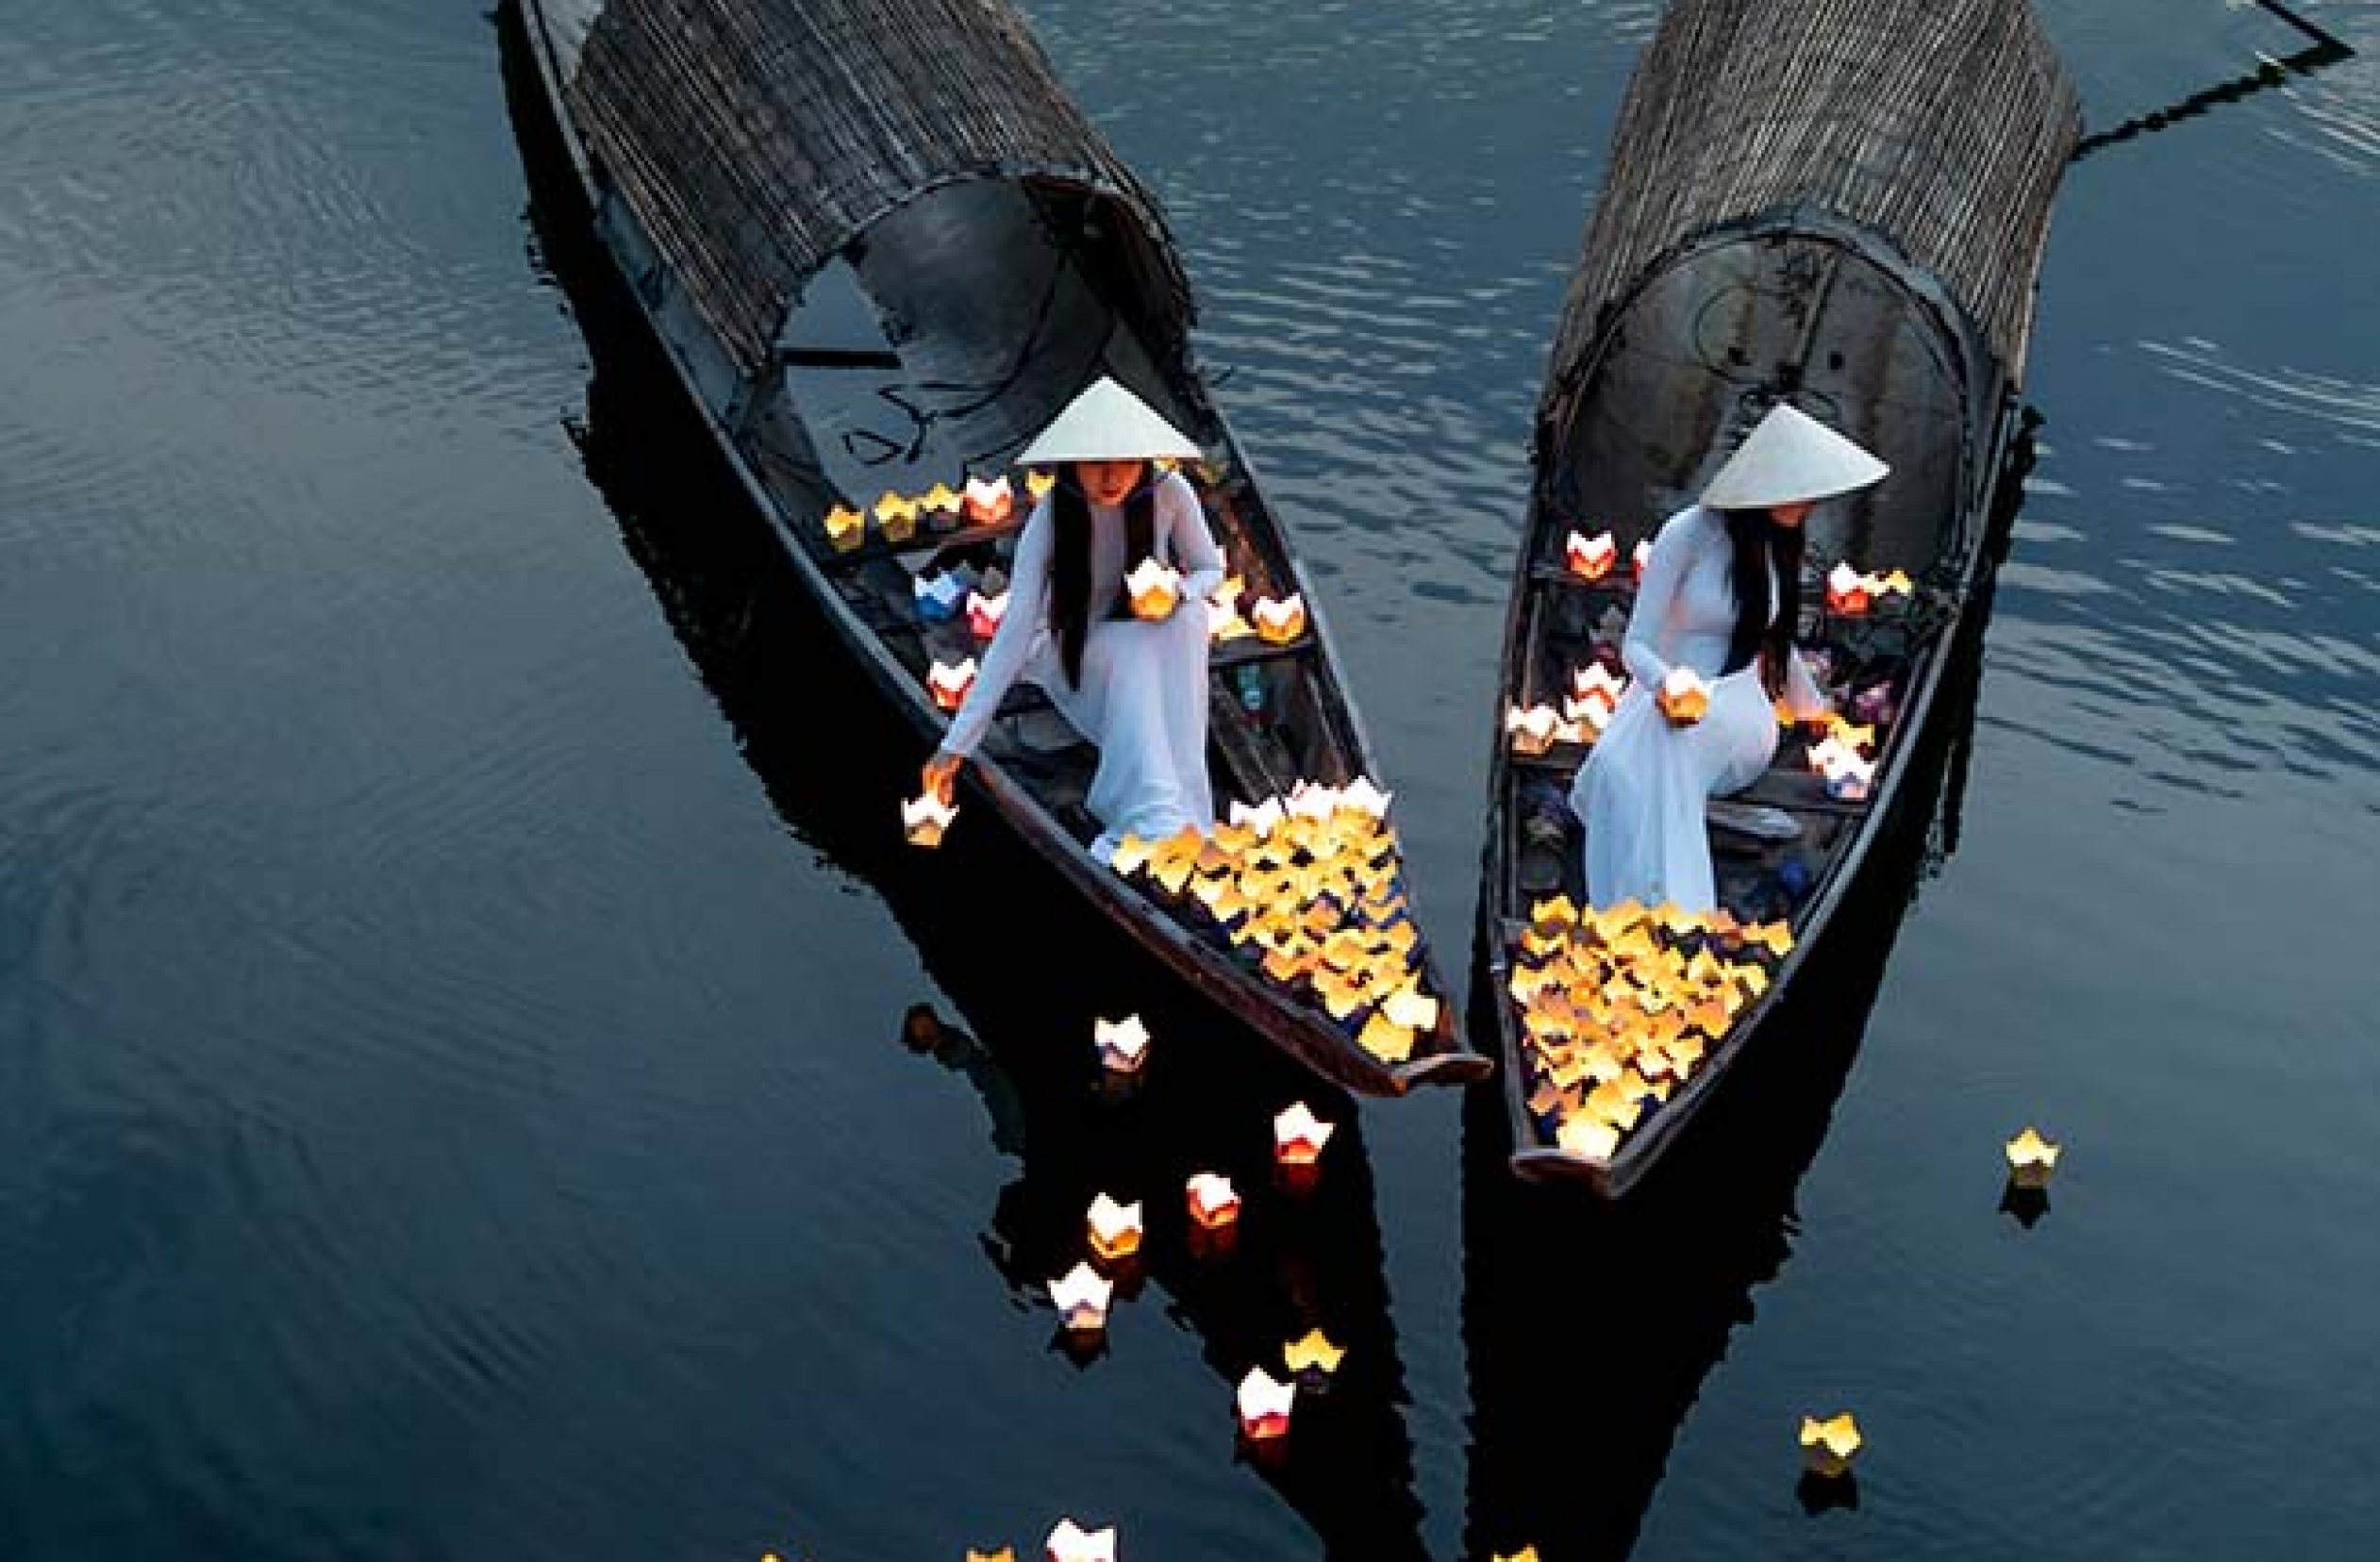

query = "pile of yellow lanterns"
1506;893;1796;1162
1108;779;1441;1065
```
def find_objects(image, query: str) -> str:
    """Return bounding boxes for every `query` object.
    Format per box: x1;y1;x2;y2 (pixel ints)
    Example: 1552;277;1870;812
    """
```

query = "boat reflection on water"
503;18;1426;1554
1460;474;2007;1560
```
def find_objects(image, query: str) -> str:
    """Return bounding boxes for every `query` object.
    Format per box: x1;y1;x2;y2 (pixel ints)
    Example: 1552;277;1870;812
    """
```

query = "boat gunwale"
513;0;1486;1095
1483;207;2015;1194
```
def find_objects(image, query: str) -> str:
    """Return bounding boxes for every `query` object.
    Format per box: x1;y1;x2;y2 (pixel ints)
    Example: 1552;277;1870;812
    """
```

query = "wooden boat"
1480;0;2080;1194
508;0;1485;1094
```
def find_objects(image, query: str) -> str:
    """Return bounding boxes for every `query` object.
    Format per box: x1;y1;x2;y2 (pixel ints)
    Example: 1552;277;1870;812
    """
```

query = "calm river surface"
4;2;2375;1558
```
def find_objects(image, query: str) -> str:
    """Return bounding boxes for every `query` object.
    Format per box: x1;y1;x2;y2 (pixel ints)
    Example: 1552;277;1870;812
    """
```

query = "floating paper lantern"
1049;1263;1113;1333
1237;1368;1296;1440
1284;1329;1345;1384
1186;1172;1240;1230
1093;1015;1152;1075
1506;703;1561;757
914;571;965;623
1800;1412;1863;1478
1656;668;1711;725
874;490;920;544
927;656;979;713
962;474;1016;524
1087;1194;1143;1263
1044;1520;1114;1562
1250;592;1307;645
901;792;957;849
823;504;867;553
1633;539;1654;578
967;589;1010;640
969;1550;1018;1562
1493;1550;1542;1562
1826;561;1871;615
1566;528;1619;580
1124;558;1183;621
2005;1126;2061;1189
1273;1103;1335;1168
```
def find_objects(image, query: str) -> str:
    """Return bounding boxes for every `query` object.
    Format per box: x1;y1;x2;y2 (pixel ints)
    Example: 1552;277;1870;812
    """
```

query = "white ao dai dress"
1568;505;1828;913
938;471;1223;854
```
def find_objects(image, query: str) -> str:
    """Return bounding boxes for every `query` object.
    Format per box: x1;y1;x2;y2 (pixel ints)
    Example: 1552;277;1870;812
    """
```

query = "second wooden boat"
509;0;1485;1093
1480;0;2080;1194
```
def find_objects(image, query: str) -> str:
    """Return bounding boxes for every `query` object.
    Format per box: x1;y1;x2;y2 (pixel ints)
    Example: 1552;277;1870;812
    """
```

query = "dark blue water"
3;2;2374;1559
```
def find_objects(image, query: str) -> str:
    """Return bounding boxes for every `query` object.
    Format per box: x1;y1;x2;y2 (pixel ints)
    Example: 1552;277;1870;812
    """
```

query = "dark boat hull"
1482;211;2017;1193
508;0;1485;1094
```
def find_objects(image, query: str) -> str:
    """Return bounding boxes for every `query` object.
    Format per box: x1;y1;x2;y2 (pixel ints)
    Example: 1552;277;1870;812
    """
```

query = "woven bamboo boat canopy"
1546;0;2081;413
562;0;1191;374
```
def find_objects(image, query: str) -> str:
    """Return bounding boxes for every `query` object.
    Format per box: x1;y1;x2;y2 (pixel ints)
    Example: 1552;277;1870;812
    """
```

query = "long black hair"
1717;506;1806;691
1046;472;1160;690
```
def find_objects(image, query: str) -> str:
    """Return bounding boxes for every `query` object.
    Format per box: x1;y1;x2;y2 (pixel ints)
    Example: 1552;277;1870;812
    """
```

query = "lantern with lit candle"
1087;1194;1143;1263
962;474;1016;524
1236;1367;1296;1441
2005;1126;2060;1189
1656;668;1711;725
1506;703;1561;757
1799;1412;1864;1478
1632;539;1654;579
823;504;867;554
1273;1102;1335;1168
1123;558;1183;622
1284;1328;1345;1383
1250;592;1307;645
969;1550;1018;1562
1025;472;1057;502
966;589;1009;640
1186;1172;1240;1230
1566;528;1619;580
1093;1015;1152;1076
1044;1520;1115;1562
1825;561;1872;615
901;791;957;849
874;490;920;544
927;656;979;713
1049;1263;1114;1333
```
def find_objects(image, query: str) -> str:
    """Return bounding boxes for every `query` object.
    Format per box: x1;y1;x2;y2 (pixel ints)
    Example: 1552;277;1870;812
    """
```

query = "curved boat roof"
1543;0;2081;428
543;0;1192;374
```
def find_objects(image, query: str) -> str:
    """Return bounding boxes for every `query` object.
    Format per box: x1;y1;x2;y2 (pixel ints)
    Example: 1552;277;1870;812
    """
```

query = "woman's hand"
922;751;963;806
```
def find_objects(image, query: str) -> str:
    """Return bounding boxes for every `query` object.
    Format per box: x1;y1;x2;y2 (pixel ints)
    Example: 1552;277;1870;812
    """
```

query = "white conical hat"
1701;404;1889;510
1016;376;1203;466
